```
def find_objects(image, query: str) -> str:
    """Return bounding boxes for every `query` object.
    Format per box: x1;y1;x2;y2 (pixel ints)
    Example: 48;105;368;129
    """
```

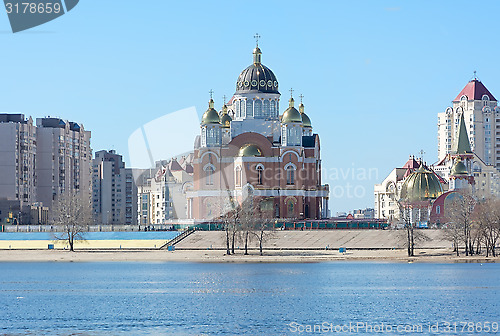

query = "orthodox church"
375;108;499;226
188;41;329;220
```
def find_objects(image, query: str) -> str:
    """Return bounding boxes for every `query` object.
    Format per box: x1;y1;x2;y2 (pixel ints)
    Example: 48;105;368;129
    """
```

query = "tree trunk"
68;229;74;252
244;231;249;255
407;228;411;257
259;231;263;256
225;227;231;255
464;234;469;256
410;228;414;257
231;229;236;254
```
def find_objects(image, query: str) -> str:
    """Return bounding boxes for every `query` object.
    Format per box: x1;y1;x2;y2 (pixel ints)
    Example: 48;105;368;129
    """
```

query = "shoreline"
0;248;498;264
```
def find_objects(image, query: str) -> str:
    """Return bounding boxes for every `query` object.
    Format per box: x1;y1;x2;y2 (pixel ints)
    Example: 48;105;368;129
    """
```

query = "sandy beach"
0;248;498;263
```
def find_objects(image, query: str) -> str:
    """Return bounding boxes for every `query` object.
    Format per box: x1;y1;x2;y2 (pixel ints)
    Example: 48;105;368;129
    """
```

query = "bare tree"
443;218;462;257
238;197;256;255
475;198;500;257
444;191;476;256
51;190;92;251
250;200;276;256
221;207;238;255
396;200;431;257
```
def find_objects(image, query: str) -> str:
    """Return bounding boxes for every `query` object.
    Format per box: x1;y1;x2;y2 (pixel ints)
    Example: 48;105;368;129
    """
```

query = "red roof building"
453;79;496;102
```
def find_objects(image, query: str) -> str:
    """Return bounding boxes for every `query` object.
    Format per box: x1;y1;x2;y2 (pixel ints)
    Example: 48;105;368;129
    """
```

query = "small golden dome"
219;104;232;128
220;114;232;128
201;99;221;125
299;103;312;127
450;158;468;176
282;98;302;124
238;144;262;157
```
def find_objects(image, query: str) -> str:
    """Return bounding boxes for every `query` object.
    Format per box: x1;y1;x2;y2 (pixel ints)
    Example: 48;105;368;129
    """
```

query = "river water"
1;262;499;335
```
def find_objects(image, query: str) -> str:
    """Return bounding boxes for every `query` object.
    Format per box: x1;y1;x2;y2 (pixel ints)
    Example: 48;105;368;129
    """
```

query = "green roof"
400;166;443;202
451;113;472;155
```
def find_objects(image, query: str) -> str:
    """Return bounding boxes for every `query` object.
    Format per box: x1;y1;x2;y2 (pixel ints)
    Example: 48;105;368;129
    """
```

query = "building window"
482;95;490;107
235;166;242;187
263;99;270;118
287;200;294;218
240;100;245;118
436;205;441;214
287;126;301;146
254;99;263;118
257;165;263;185
235;100;240;118
246;99;253;117
205;166;215;185
286;166;295;185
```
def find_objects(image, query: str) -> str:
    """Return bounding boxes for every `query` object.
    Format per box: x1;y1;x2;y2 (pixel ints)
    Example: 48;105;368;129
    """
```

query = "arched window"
257;165;264;185
287;126;301;146
240;100;245;118
286;166;295;185
270;100;276;117
246;99;253;117
482;95;490;107
287;200;294;218
235;100;240;118
460;96;467;110
254;99;263;118
235;166;242;187
205;166;215;185
436;205;441;215
263;99;270;118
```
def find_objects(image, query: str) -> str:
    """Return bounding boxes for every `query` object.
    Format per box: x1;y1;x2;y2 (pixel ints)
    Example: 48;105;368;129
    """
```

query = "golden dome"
299;103;312;127
201;99;221;125
450;158;468;176
282;98;303;124
220;105;232;128
400;165;443;202
238;144;262;157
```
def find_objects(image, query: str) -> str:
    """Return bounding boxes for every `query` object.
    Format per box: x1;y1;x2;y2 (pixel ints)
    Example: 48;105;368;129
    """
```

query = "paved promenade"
176;229;451;250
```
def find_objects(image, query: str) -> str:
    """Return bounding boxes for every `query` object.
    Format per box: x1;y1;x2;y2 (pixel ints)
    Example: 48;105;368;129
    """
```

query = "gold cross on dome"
254;33;261;47
209;89;214;100
289;88;294;98
223;95;227;105
299;94;304;103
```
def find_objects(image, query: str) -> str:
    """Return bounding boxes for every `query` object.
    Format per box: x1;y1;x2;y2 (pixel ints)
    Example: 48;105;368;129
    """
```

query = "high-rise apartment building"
0;114;92;224
0;114;37;207
35;117;92;208
437;77;500;169
92;150;137;225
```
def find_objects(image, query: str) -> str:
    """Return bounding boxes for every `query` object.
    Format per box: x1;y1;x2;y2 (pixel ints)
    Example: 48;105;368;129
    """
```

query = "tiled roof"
453;79;496;101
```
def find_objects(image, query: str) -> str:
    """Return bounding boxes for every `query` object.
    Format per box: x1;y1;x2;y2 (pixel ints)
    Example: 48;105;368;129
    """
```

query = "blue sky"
1;0;500;214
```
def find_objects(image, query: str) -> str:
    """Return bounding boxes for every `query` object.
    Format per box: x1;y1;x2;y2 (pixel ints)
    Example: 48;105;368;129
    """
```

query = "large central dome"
235;47;279;94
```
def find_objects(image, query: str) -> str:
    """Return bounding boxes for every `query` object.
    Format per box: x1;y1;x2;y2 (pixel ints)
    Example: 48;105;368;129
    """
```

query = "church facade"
187;44;329;220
